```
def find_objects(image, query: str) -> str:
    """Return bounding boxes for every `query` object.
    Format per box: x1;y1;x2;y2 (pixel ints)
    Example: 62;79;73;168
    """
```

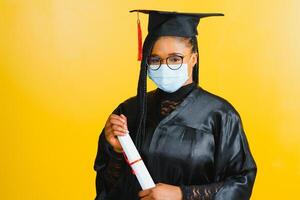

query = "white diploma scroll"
117;130;155;190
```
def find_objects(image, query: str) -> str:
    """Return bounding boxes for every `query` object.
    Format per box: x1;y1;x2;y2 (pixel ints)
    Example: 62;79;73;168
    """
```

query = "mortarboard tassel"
137;12;143;61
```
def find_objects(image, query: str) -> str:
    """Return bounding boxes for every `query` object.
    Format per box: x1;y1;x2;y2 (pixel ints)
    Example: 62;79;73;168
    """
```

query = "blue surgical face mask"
147;63;190;93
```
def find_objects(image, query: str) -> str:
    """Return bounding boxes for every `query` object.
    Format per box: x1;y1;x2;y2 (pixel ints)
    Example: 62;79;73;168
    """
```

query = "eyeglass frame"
146;53;192;71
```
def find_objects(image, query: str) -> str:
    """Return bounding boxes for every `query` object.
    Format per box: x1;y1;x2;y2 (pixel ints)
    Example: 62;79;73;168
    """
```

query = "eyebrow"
150;52;184;57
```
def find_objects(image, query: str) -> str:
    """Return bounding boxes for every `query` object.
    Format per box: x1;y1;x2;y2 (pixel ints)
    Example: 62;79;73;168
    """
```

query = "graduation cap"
130;9;224;61
128;9;224;150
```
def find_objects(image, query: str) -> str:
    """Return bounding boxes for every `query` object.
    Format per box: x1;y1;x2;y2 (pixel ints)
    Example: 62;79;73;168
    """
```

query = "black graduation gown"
94;85;257;200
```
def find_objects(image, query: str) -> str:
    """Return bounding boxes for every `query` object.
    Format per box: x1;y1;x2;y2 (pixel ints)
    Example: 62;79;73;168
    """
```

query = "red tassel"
137;13;143;61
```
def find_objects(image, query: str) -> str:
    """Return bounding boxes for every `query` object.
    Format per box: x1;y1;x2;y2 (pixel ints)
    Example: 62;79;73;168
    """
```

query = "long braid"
135;34;157;151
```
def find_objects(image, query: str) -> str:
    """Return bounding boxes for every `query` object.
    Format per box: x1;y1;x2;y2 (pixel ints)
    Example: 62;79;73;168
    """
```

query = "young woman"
94;10;257;200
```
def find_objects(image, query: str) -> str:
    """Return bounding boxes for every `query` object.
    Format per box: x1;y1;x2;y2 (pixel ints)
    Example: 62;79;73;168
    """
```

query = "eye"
147;56;161;65
167;55;182;64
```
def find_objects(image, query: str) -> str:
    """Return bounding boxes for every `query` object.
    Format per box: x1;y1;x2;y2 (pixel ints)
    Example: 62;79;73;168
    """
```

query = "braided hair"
134;35;199;151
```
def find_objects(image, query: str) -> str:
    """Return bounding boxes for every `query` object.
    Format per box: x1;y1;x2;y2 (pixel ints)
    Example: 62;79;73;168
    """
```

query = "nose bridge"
161;57;167;65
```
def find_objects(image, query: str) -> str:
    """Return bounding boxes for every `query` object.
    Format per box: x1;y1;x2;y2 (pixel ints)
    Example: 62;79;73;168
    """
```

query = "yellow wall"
1;0;299;199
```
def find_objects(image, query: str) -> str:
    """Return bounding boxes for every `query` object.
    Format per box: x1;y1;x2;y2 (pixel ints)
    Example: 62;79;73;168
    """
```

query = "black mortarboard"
128;9;224;151
131;9;224;37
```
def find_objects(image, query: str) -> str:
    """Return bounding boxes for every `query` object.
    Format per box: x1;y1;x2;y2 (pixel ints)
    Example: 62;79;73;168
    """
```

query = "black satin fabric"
94;85;257;200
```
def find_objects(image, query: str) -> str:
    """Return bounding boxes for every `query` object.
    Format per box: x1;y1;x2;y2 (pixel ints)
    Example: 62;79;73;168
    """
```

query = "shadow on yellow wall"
0;0;299;199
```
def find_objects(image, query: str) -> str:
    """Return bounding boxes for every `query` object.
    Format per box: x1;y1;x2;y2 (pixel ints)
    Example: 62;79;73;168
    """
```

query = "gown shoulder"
197;86;242;117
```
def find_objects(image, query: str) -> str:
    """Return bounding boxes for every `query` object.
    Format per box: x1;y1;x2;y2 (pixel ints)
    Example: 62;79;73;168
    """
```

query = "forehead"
151;36;191;54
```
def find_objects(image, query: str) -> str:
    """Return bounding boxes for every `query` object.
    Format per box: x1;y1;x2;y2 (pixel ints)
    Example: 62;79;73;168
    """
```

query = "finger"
109;118;126;127
120;114;127;123
106;125;126;136
113;130;126;136
120;114;128;131
120;114;128;128
112;124;127;133
107;134;122;146
110;114;126;123
138;189;151;198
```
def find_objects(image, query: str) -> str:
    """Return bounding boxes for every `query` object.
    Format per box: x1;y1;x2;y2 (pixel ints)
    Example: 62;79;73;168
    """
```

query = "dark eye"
168;56;182;64
147;56;161;65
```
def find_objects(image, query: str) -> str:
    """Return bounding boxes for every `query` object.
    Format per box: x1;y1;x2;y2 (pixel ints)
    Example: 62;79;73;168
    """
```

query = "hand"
138;183;183;200
104;114;128;153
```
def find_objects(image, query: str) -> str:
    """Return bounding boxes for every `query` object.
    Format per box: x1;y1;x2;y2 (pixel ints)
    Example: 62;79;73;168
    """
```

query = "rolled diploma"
117;130;155;190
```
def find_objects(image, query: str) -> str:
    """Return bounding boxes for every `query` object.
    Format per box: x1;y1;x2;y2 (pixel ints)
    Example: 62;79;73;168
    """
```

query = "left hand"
138;183;182;200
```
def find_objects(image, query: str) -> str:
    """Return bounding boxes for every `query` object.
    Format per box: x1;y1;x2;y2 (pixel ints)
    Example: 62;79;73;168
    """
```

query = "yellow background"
1;0;299;199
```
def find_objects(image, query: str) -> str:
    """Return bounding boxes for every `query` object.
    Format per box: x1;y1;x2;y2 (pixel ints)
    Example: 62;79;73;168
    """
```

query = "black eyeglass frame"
146;54;190;71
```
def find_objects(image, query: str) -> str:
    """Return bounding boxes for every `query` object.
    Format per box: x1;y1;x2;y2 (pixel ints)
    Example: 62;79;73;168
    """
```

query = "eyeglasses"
146;54;189;70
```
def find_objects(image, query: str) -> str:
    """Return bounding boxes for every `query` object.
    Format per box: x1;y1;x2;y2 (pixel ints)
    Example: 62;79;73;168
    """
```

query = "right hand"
104;114;128;153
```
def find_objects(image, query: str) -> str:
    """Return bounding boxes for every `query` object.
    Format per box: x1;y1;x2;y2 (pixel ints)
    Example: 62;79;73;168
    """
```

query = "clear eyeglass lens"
167;55;183;69
147;57;160;70
149;64;160;70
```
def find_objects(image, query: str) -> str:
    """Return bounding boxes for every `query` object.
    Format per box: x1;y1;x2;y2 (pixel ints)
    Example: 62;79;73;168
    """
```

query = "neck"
156;81;197;102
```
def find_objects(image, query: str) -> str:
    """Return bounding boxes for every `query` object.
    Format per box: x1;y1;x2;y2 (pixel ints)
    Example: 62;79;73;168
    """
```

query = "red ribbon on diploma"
121;150;142;175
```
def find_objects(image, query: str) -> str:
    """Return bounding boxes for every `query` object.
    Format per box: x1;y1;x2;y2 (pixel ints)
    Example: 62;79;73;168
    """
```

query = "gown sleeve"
93;104;127;200
179;108;257;200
